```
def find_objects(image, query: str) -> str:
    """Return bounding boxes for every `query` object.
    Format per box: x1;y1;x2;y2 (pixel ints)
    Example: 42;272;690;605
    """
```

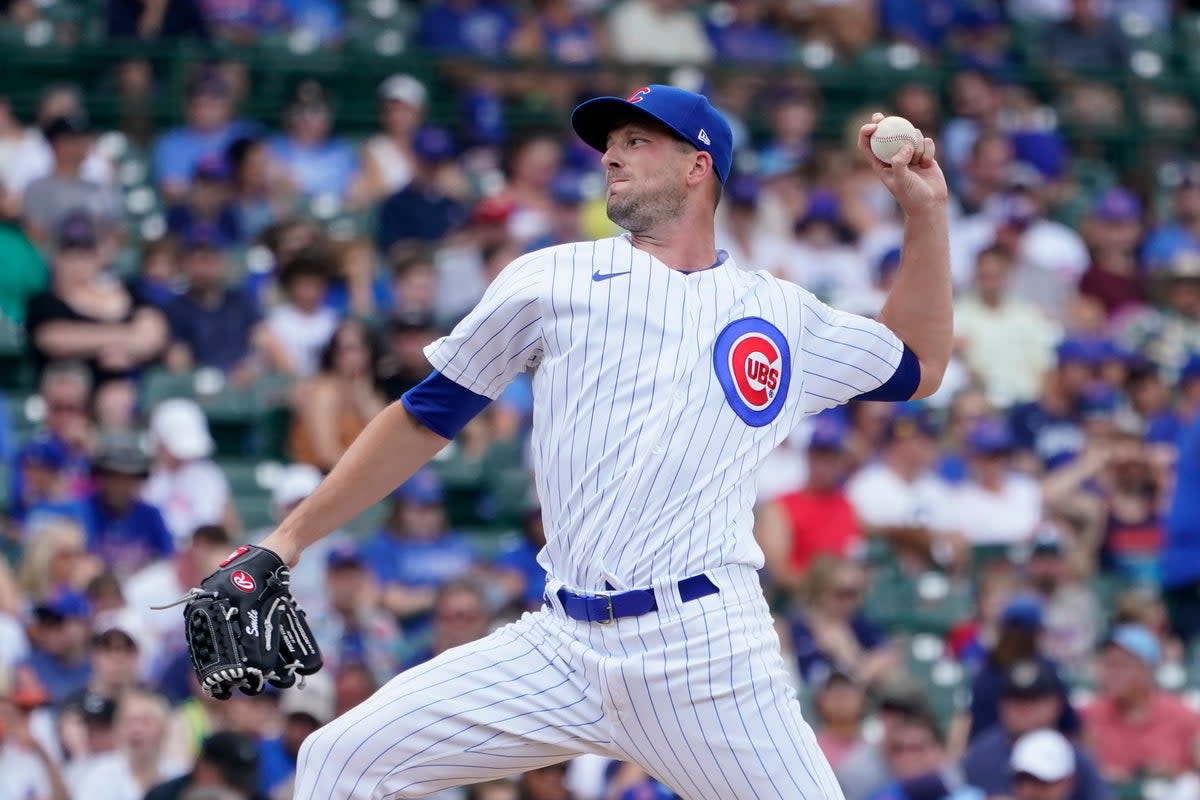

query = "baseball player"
236;86;950;799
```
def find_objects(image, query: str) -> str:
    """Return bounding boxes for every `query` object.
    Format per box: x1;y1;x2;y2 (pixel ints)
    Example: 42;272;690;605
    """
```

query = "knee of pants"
293;714;429;800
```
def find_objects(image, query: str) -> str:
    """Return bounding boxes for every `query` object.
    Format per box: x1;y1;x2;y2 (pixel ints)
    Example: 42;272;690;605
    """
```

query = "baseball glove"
156;545;322;699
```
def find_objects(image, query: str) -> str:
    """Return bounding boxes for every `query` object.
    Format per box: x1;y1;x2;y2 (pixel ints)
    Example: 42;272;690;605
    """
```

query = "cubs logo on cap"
713;318;791;427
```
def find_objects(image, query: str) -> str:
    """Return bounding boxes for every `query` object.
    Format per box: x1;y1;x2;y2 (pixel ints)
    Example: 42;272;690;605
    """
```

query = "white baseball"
870;115;923;164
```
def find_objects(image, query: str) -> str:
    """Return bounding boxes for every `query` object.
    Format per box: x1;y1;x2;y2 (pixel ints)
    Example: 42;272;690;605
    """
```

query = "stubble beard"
607;182;687;233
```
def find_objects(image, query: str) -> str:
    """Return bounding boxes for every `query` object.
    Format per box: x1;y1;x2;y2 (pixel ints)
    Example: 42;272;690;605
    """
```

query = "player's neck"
628;216;717;273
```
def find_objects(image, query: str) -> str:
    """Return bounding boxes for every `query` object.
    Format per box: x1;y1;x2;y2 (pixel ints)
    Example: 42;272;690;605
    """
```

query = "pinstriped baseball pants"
293;564;844;800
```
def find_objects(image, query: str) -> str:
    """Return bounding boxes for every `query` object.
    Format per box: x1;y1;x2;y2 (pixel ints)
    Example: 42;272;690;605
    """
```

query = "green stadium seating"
0;322;30;393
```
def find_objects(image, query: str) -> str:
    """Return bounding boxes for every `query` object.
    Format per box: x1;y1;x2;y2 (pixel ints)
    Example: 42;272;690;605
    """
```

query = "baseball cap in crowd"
1091;188;1141;223
279;672;335;726
151;398;215;461
725;174;760;208
91;434;151;477
571;84;734;183
93;626;138;652
876;676;932;716
1000;594;1043;630
877;247;903;282
42;111;93;142
187;68;232;98
193;153;229;182
57;211;98;251
1104;623;1161;669
378;73;427;108
413;125;456;163
388;310;439;335
1029;525;1063;557
796;190;852;240
21;435;68;471
550;171;587;205
1011;729;1075;782
200;731;260;794
35;589;91;621
967;419;1014;456
391;468;444;506
1158;249;1200;280
1079;385;1121;419
181;222;223;252
1003;161;1046;192
325;541;365;570
74;689;118;727
271;463;323;509
1001;659;1059;700
884;406;938;443
808;419;848;452
1054;337;1102;366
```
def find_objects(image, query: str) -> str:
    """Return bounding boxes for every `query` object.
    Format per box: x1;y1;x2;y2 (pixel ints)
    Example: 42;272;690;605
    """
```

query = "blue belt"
555;574;719;624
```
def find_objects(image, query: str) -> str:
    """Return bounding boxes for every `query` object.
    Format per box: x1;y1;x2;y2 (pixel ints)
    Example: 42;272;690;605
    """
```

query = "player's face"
602;121;691;232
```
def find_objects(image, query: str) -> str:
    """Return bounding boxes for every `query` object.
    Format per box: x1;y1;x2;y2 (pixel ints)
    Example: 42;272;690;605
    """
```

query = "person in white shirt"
952;420;1043;546
142;399;237;546
608;0;713;64
786;189;871;301
716;175;790;278
264;252;339;378
955;244;1061;407
847;409;962;571
68;689;186;800
355;74;426;205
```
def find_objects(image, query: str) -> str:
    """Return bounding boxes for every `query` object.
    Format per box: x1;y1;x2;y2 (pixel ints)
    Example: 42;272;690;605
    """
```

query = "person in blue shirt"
268;80;359;200
416;0;515;58
165;154;243;249
494;494;547;612
1143;165;1200;271
1008;338;1098;471
153;69;258;203
8;434;88;530
19;590;94;705
704;0;788;63
375;125;469;255
361;468;481;637
1163;410;1200;643
80;436;174;579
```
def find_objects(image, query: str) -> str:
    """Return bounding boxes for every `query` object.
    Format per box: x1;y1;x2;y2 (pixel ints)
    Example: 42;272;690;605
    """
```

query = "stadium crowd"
6;1;1200;800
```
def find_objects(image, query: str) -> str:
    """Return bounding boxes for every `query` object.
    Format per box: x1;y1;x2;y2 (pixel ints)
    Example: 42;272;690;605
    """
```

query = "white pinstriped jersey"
425;235;904;591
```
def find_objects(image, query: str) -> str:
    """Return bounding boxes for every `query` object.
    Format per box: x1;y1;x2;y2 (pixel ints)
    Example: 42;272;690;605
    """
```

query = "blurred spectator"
164;231;291;380
8;362;92;492
1164;410;1200;643
493;492;547;613
962;659;1107;800
144;731;265;800
1022;527;1101;674
1119;250;1200;381
755;422;859;593
0;678;69;800
153;70;257;203
948;565;1019;668
510;0;608;65
467;780;519;800
24;213;167;405
609;0;712;64
165;156;243;249
131;237;183;309
941;71;1003;183
194;0;284;44
0;199;49;323
70;688;185;800
403;579;492;669
757;89;818;182
80;435;174;579
268;80;358;200
289;318;386;471
332;662;376;718
375;125;469;256
1009;729;1078;800
356;75;426;205
862;710;955;800
517;761;573;800
279;0;343;48
846;409;959;572
22;112;122;254
309;543;403;686
362;469;480;633
836;678;931;800
1;88;115;199
387;249;439;318
378;310;439;401
19;590;93;704
954;244;1060;408
786;190;868;301
527;172;590;251
268;674;336;800
1041;0;1129;74
704;0;787;63
123;524;233;682
716;175;789;277
142;398;237;545
106;0;209;40
415;0;516;58
1082;624;1200;782
966;596;1081;742
1143;164;1200;272
811;670;868;771
951;420;1042;546
498;131;562;249
8;435;88;531
1077;188;1145;320
65;626;140;709
265;248;338;378
787;555;897;689
16;517;99;603
1008;338;1096;472
225;136;289;239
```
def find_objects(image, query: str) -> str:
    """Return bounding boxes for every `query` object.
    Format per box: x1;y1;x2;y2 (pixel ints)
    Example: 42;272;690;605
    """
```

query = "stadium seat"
0;322;30;392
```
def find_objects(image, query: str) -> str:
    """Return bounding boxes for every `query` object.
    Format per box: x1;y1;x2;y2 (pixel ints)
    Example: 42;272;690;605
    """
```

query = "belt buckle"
597;594;615;625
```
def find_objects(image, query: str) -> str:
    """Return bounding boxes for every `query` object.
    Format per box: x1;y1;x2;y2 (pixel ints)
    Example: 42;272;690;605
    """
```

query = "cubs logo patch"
713;317;791;427
230;570;256;593
626;86;650;104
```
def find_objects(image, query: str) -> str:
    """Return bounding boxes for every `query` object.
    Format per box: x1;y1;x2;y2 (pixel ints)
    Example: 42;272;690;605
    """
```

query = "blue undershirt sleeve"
854;344;922;401
401;370;493;440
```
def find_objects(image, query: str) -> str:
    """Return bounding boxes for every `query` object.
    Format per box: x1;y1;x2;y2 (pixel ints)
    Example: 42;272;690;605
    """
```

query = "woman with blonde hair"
17;517;101;604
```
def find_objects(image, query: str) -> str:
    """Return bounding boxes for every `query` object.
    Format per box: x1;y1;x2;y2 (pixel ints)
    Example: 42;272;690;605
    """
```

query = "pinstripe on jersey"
425;235;903;591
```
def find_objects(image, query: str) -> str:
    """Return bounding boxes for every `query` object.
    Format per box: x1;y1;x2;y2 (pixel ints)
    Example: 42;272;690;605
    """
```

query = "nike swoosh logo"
592;270;632;282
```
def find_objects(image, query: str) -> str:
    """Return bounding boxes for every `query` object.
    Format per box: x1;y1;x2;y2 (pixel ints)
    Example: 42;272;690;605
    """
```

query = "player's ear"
687;150;714;189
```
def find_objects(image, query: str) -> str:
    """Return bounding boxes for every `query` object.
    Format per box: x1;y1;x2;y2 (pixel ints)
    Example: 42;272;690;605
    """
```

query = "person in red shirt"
1082;624;1200;781
755;419;860;593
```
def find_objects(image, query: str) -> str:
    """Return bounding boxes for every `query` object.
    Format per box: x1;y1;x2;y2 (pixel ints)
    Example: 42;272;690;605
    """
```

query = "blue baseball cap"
1000;594;1043;630
877;246;903;280
390;468;444;506
571;84;734;183
809;420;848;451
549;171;587;205
968;419;1014;455
1055;336;1103;366
1091;188;1142;223
325;542;364;570
35;589;91;620
413;124;456;162
1080;385;1120;418
21;435;68;470
1106;623;1161;668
